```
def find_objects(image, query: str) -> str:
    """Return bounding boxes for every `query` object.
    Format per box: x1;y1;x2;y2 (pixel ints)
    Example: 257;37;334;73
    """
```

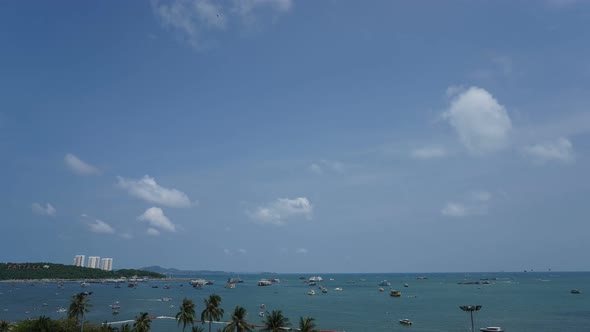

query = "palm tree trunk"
470;311;474;332
209;321;212;332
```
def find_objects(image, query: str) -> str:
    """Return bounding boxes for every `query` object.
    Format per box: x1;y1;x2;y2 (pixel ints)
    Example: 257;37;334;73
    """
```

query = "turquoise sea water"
0;272;589;331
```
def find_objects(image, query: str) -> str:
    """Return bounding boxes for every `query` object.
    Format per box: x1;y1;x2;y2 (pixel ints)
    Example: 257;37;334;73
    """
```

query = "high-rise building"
73;255;85;267
101;258;113;271
87;256;101;269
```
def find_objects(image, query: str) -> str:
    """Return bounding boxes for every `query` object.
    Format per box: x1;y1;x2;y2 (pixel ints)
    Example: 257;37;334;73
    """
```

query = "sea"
0;272;589;332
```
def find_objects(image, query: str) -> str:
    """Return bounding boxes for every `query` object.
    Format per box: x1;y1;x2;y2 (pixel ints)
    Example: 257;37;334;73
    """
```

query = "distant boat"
80;282;88;287
110;304;121;310
571;289;581;294
334;287;343;291
309;276;323;282
151;285;159;288
479;327;504;332
399;319;413;325
163;285;171;290
403;283;409;287
390;290;402;297
160;297;172;302
258;279;273;286
308;290;316;296
416;276;428;280
225;283;236;289
379;288;384;292
259;311;266;317
378;280;391;287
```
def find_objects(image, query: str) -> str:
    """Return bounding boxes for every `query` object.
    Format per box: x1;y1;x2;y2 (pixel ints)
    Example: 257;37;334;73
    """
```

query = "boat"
309;276;323;282
228;277;244;284
151;285;159;288
225;283;236;289
379;288;384;292
309;281;316;286
163;285;171;290
110;304;121;310
479;327;504;332
378;280;390;287
260;304;266;309
571;289;581;294
416;276;428;280
308;290;316;295
258;311;266;317
80;282;89;287
257;279;273;286
56;307;67;313
390;290;402;297
189;279;210;287
321;288;328;294
404;283;409;287
334;287;343;291
112;310;119;315
399;319;413;325
161;297;172;302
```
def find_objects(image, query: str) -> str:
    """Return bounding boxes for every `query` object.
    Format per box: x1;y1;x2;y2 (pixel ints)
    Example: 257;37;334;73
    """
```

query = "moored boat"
308;289;315;295
479;327;504;332
390;290;402;297
399;319;413;325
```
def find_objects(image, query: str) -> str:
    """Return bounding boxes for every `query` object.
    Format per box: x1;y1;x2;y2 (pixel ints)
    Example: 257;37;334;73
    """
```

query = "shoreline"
0;277;193;283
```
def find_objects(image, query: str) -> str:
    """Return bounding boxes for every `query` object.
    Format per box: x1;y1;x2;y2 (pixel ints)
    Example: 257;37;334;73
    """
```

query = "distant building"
88;256;101;269
73;255;85;267
101;258;113;271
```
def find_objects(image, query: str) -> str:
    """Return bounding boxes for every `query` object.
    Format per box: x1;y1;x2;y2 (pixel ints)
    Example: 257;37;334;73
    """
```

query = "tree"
460;305;482;332
0;321;11;332
201;294;224;332
191;326;205;332
32;316;54;332
222;306;252;332
68;292;92;332
260;310;290;332
176;298;196;332
132;312;152;332
120;323;132;332
298;317;318;332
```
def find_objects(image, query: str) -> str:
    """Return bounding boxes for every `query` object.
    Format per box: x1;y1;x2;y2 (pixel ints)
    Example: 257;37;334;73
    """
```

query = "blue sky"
1;0;590;273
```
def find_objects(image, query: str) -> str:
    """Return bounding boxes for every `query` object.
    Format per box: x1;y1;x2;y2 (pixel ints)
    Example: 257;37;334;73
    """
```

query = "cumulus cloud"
247;197;313;225
443;87;512;154
309;159;344;174
88;219;115;234
524;137;575;164
147;228;161;236
295;248;308;254
138;207;176;232
64;153;100;175
153;0;292;49
31;203;56;216
117;175;192;208
411;147;447;159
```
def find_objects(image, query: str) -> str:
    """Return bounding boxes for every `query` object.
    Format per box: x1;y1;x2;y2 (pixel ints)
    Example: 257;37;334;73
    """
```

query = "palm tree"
176;298;196;332
120;323;132;332
201;294;224;332
298;317;318;332
132;312;152;332
32;316;53;332
222;306;252;332
191;326;205;332
260;310;290;332
68;292;92;332
0;320;11;332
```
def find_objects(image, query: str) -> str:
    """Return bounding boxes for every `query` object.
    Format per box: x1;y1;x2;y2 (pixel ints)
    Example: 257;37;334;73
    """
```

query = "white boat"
378;280;390;287
479;328;504;332
80;282;89;287
56;307;67;313
334;287;343;291
379;288;384;292
404;283;409;287
308;290;315;295
258;311;266;317
258;279;273;286
399;319;413;325
309;276;323;282
225;283;236;289
160;297;172;302
189;279;209;287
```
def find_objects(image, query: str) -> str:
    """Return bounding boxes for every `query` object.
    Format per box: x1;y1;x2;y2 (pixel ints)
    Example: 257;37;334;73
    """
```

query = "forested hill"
0;263;165;280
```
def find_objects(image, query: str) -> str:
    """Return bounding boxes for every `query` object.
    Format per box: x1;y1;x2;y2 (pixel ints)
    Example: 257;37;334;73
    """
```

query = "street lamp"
460;305;482;332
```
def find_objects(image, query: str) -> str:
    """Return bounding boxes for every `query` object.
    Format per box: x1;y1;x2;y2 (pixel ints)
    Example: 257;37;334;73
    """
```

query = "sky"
1;0;590;273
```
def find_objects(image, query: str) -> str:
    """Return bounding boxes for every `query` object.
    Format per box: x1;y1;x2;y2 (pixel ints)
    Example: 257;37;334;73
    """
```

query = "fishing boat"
378;280;390;286
571;289;581;294
390;290;402;297
479;327;504;332
308;290;316;295
257;279;272;286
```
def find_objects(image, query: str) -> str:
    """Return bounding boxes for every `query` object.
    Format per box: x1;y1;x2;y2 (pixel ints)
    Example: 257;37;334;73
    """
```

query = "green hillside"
0;262;165;280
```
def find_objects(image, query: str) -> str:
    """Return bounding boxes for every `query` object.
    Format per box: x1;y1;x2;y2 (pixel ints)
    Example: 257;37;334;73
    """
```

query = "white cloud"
444;87;512;154
31;203;56;217
64;153;100;175
471;191;492;202
138;207;176;232
247;197;313;225
295;248;308;254
88;219;115;234
411;147;447;159
147;228;161;236
223;248;232;256
117;175;192;208
308;159;344;174
153;0;292;49
237;248;247;254
524;137;575;164
441;202;468;217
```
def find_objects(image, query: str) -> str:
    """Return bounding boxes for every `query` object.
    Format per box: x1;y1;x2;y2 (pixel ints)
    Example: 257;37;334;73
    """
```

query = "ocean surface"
0;272;589;332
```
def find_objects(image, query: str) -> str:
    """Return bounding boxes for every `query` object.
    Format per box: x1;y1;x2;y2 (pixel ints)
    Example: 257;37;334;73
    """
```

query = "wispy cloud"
295;248;308;254
88;219;115;234
443;86;512;154
138;207;176;232
524;137;575;164
147;228;161;236
441;191;492;218
308;159;345;175
117;175;192;208
152;0;293;49
247;197;313;225
64;153;100;175
410;147;447;159
31;203;56;217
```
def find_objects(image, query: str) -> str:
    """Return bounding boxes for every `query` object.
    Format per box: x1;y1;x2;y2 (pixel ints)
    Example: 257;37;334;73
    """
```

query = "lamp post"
460;305;482;332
